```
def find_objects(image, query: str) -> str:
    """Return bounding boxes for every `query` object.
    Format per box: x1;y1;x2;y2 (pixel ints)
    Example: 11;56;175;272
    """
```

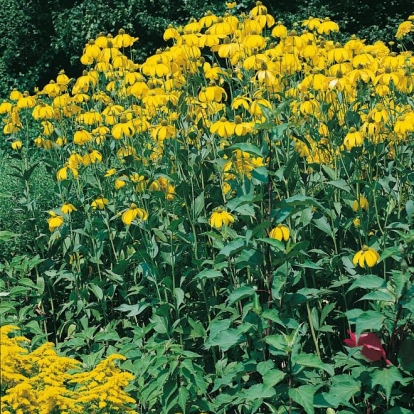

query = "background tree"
0;0;412;97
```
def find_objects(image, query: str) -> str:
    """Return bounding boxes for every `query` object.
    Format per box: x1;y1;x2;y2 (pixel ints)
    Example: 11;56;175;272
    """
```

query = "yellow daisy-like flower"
209;208;235;229
269;224;290;241
91;197;109;210
344;127;364;150
353;245;380;268
61;203;77;214
352;195;369;212
396;21;413;39
121;203;148;225
11;141;22;150
104;168;117;177
47;211;64;232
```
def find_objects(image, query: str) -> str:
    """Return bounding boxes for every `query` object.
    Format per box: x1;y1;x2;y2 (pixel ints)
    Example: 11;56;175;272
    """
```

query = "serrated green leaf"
289;385;316;414
371;366;405;401
261;309;285;327
323;375;361;408
262;369;285;389
241;383;276;400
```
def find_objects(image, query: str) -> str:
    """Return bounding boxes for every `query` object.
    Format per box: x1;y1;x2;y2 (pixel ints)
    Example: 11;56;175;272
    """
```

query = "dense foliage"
1;2;414;413
0;0;412;96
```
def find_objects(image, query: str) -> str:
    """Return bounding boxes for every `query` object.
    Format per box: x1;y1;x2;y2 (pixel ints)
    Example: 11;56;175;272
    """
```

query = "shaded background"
0;0;411;96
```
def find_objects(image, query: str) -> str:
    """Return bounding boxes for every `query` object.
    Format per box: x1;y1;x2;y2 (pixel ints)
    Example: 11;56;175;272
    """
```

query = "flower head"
269;224;290;241
344;330;391;365
91;197;109;210
47;211;64;232
352;195;369;212
209;208;235;229
353;245;380;268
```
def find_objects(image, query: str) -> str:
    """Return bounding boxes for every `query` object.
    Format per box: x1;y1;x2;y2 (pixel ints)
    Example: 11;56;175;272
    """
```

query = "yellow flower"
61;203;77;214
344;127;364;150
353;217;361;227
47;211;64;232
209;208;235;229
104;168;117;177
83;150;102;166
396;21;413;39
353;245;380;268
11;141;22;150
121;204;148;225
226;2;236;9
269;224;290;241
74;129;93;145
352;195;369;212
115;175;128;190
91;197;109;210
210;117;235;138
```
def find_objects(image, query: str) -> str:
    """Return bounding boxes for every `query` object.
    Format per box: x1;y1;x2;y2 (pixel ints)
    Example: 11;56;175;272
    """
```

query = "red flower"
344;330;392;365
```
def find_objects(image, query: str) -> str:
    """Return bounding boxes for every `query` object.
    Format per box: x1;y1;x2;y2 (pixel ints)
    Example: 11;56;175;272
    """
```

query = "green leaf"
347;275;386;292
241;383;276;400
281;195;325;213
18;278;38;290
178;386;189;413
355;311;385;337
371;366;405;401
89;283;103;301
205;328;244;351
323;375;361;408
195;268;222;280
228;285;256;306
216;238;245;261
252;166;268;183
116;302;150;317
174;287;185;309
193;191;205;218
313;216;335;238
386;408;413;414
261;309;285;328
0;230;19;242
293;353;334;376
288;385;316;414
257;237;285;251
262;369;285;389
229;143;263;157
358;290;395;302
326;179;352;194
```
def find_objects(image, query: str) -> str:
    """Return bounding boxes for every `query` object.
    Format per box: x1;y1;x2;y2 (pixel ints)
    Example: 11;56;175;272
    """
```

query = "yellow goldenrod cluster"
0;325;137;414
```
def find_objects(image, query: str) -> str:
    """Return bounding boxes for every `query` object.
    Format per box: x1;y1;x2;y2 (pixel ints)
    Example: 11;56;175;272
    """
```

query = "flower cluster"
0;325;137;414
